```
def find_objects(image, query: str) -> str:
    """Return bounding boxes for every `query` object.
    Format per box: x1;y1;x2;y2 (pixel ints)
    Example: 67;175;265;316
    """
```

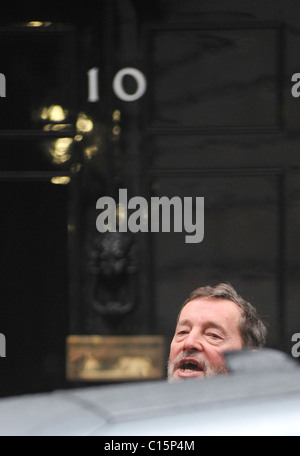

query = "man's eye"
208;332;221;339
177;330;188;335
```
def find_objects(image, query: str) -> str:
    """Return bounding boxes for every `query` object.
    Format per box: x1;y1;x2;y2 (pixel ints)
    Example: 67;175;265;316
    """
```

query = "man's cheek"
169;342;178;361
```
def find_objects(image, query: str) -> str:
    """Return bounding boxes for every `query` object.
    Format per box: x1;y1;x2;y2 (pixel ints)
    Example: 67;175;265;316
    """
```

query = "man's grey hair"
179;282;267;348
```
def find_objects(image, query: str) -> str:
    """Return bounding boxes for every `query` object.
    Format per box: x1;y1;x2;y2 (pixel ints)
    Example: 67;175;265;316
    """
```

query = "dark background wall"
1;0;300;397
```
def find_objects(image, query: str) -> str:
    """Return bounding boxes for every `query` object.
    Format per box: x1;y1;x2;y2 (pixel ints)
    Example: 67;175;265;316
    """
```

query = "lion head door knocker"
87;231;138;316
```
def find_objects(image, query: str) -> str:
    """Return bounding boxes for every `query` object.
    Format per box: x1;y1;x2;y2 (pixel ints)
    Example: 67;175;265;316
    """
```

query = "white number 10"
87;66;147;103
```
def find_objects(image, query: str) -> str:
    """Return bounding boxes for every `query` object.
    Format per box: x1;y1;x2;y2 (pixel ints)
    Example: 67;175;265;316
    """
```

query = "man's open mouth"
178;359;203;373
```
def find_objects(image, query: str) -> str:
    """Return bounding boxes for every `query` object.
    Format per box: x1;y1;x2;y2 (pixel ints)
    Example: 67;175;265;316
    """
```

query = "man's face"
168;297;243;382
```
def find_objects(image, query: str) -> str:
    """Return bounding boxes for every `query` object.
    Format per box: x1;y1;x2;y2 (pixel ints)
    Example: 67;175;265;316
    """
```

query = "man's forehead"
178;297;242;321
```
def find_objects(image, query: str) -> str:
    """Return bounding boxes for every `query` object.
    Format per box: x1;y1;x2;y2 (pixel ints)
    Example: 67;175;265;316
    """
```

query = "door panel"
0;25;78;396
0;180;70;396
147;25;281;130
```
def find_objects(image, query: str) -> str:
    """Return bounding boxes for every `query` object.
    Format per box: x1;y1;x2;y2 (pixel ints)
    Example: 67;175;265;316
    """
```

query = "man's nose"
183;331;203;352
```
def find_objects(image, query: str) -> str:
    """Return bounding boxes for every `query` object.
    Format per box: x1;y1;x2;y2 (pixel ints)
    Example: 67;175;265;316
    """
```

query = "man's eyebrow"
176;319;227;333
